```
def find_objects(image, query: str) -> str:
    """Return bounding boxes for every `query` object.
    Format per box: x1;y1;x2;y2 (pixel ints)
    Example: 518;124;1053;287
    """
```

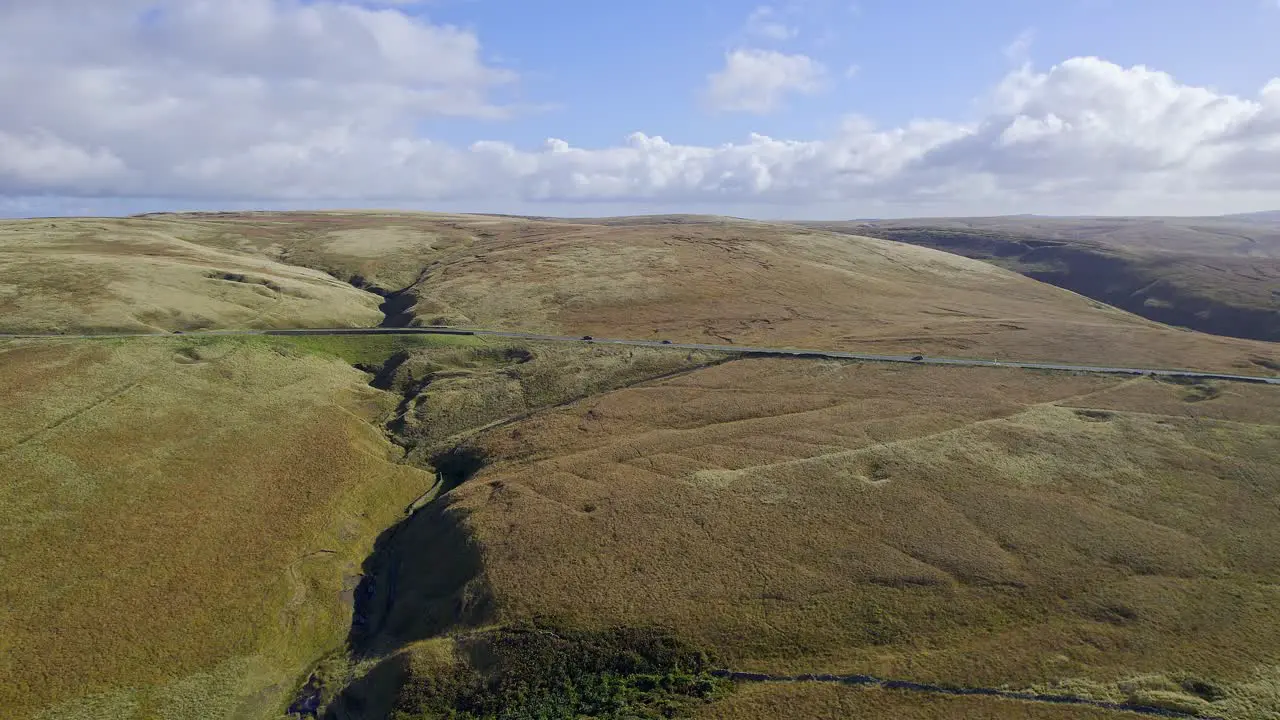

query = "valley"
1;212;1278;720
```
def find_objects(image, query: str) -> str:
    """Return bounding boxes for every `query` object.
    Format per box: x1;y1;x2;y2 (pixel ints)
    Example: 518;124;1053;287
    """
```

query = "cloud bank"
3;0;1280;215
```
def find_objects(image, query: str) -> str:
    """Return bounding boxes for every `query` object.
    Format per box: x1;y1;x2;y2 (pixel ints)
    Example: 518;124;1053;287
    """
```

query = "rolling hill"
0;217;384;333
1;211;1278;719
800;216;1280;343
4;211;1275;375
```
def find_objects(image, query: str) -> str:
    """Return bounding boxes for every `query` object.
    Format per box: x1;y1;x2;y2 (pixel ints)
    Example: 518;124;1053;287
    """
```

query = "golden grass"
0;338;434;719
358;213;1279;374
439;360;1280;719
806;215;1280;310
0;218;381;333
5;208;1280;719
6;211;1276;374
144;210;483;290
695;683;1148;719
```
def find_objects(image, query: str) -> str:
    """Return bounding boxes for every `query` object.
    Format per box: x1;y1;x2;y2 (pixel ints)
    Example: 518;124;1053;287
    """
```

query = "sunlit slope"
804;216;1280;343
5;211;1276;372
440;360;1280;719
0;338;433;719
0;217;382;333
170;211;1280;374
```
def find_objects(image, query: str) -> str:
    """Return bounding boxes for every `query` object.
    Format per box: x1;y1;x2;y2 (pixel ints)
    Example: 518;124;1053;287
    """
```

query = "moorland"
1;211;1278;719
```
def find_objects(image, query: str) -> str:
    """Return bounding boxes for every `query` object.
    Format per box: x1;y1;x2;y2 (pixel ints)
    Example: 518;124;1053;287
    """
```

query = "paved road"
3;326;1277;386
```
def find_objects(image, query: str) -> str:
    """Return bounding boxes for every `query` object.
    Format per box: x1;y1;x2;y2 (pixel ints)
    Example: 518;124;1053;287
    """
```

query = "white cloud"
0;4;1279;219
745;5;798;41
0;0;513;196
1004;28;1035;63
0;131;126;191
705;49;826;114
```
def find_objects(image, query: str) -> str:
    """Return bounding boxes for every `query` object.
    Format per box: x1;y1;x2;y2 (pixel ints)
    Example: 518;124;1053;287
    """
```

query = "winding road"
2;326;1277;386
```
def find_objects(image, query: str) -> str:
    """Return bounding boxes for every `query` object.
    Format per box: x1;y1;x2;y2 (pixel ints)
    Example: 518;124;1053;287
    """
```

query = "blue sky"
424;0;1280;145
1;0;1280;217
411;0;1280;150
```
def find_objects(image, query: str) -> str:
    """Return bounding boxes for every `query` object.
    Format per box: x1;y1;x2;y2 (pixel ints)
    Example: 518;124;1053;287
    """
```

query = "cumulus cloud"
705;49;826;114
481;58;1280;214
0;2;1279;218
0;0;513;196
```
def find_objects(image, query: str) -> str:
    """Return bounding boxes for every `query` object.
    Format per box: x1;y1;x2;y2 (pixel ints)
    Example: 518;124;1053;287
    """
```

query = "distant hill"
800;215;1280;343
4;211;1276;372
1226;210;1280;222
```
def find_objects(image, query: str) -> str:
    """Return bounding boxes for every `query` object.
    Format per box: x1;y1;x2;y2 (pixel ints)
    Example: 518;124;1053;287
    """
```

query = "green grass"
0;339;433;719
251;333;487;368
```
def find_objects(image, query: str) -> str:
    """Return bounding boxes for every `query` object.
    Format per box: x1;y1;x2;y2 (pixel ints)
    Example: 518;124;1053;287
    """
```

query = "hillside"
335;357;1280;720
1;212;1279;719
0;336;433;718
0;217;389;334
8;211;1271;375
0;334;723;719
800;216;1280;343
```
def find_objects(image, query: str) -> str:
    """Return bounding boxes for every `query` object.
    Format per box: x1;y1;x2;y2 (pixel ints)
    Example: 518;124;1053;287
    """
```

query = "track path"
3;326;1276;385
711;670;1221;719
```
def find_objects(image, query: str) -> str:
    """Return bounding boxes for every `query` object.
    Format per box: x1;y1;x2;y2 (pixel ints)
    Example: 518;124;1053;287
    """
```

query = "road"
3;326;1277;386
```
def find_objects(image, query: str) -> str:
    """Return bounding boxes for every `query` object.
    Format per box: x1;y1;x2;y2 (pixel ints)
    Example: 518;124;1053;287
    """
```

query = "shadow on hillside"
839;225;1280;344
307;489;493;719
346;497;494;660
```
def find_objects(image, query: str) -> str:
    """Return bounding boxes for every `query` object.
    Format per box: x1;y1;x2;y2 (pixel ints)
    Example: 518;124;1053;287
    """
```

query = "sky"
2;0;1280;219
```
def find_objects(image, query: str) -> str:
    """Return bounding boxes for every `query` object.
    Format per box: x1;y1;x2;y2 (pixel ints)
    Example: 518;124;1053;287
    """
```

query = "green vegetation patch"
247;333;486;368
391;623;729;720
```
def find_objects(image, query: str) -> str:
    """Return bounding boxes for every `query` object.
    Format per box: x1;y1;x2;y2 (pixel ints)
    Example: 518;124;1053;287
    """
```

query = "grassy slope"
379;342;728;463
0;338;436;719
801;216;1280;343
0;334;723;720
166;211;1279;374
437;359;1280;719
0;217;382;333
4;211;1280;720
8;211;1273;374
